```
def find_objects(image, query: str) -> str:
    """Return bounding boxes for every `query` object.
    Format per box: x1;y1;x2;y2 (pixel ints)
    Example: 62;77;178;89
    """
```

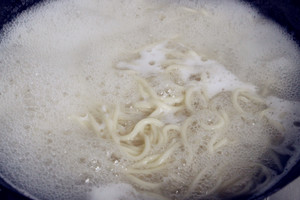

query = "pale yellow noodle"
131;154;161;168
119;118;164;140
76;44;283;200
185;87;208;112
232;88;265;113
185;167;209;197
125;173;161;190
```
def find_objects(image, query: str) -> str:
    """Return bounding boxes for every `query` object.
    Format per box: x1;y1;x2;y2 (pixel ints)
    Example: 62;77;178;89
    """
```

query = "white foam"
117;42;168;74
266;96;300;136
117;41;256;99
90;183;139;200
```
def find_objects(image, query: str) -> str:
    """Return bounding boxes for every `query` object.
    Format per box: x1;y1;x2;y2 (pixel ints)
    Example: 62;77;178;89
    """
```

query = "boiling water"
0;0;299;200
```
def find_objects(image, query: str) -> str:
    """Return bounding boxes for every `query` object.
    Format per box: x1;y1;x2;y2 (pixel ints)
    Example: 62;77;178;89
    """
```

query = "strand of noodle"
136;77;159;100
204;175;226;196
120;144;143;156
148;107;165;119
208;132;229;154
158;127;168;146
121;136;144;146
216;175;254;196
110;129;121;144
215;163;264;195
77;114;105;137
271;146;294;156
218;176;244;194
151;125;159;145
208;134;218;154
115;63;140;74
138;76;185;106
180;117;194;164
251;163;274;190
153;100;184;111
138;82;151;99
119;145;145;160
162;124;181;132
125;173;161;190
269;150;284;171
260;110;286;133
207;110;229;153
118;116;142;126
162;124;181;144
134;101;154;112
180;6;198;13
187;49;201;58
165;64;188;71
108;106;122;144
209;162;272;196
240;90;265;104
103;114;123;144
217;163;273;196
203;169;245;197
128;141;177;171
159;126;175;146
220;109;229;124
123;138;144;147
112;105;120;129
259;108;286;136
149;104;184;118
154;126;163;145
159;94;185;105
259;108;271;120
201;163;240;196
88;114;104;132
199;173;253;199
213;138;229;151
124;135;151;161
119;118;164;140
141;191;169;200
185;87;209;112
126;165;167;174
185;167;209;198
100;106;114;133
267;119;285;133
146;125;154;144
234;180;255;196
131;154;161;168
145;142;180;169
232;89;265;113
180;118;192;145
199;111;226;130
120;146;141;156
232;89;246;113
161;59;185;67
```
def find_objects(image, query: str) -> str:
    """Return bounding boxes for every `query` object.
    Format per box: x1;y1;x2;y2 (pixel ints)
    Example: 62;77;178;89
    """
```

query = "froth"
0;0;299;200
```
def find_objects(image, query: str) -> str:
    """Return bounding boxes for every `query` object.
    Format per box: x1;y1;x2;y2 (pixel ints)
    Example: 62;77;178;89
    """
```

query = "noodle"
76;41;287;200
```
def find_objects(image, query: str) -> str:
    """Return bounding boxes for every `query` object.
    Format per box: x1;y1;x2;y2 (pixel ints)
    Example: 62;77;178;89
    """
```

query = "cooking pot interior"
0;0;299;200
